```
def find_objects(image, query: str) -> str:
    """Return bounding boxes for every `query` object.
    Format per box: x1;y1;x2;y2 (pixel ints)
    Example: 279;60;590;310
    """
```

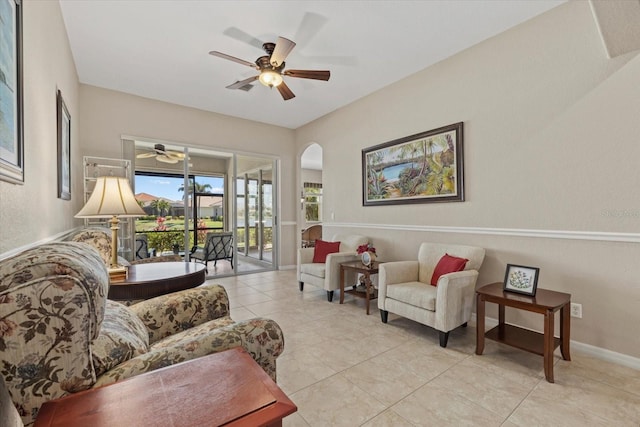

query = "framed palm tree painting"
362;122;464;206
0;0;24;184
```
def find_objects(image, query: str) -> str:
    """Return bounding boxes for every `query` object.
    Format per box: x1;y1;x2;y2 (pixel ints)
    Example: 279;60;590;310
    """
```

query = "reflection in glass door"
234;156;275;271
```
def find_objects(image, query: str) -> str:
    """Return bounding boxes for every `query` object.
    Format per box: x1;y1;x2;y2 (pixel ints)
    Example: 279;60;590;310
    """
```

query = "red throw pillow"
313;239;341;263
430;253;468;286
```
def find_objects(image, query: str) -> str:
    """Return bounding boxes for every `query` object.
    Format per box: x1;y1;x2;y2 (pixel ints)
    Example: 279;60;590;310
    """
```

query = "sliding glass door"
127;139;277;276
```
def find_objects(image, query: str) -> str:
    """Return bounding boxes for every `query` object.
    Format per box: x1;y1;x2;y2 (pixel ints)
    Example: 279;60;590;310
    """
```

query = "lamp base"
108;266;128;282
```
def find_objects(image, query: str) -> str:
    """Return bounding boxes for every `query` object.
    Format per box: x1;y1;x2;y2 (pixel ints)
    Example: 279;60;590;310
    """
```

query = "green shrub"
147;231;182;253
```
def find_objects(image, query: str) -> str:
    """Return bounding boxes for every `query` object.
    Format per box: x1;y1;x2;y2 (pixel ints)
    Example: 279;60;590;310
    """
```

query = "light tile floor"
209;270;640;427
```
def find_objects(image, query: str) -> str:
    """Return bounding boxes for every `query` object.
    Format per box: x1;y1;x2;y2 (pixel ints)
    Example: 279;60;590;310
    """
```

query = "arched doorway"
300;143;323;246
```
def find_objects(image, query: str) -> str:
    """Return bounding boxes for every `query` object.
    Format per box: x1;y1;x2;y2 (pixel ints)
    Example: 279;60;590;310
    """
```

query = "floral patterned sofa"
0;241;284;426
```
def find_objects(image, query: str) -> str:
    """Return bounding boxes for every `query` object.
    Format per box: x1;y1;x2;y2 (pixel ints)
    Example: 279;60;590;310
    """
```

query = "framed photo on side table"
503;264;539;296
57;90;71;200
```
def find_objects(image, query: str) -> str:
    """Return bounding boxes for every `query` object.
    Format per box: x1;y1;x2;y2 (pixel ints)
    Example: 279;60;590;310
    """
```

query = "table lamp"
75;176;145;275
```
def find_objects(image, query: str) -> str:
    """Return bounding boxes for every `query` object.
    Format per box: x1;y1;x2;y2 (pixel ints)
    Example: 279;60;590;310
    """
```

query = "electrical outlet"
571;303;582;318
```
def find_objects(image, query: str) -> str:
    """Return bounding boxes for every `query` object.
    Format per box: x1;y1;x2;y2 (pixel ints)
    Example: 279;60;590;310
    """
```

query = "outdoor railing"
135;226;272;254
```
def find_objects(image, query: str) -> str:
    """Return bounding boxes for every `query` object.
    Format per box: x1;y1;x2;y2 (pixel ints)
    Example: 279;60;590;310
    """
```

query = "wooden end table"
339;261;380;315
475;282;571;383
108;262;206;301
35;347;297;427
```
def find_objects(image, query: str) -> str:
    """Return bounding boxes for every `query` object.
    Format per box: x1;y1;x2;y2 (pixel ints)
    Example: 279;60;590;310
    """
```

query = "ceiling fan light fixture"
259;70;283;88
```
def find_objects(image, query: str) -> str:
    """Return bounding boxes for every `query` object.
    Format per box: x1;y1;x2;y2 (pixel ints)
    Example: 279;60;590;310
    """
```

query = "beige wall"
296;1;640;358
0;0;80;255
78;85;298;265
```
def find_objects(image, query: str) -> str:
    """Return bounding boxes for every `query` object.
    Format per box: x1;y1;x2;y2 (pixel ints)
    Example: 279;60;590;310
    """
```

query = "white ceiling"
59;0;564;130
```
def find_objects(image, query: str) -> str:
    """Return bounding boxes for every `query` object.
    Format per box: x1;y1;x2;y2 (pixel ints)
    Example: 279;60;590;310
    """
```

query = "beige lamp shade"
75;176;145;274
76;176;145;218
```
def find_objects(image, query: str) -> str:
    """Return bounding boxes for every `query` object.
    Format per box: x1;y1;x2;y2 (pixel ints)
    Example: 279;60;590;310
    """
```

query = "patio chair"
135;234;150;259
191;231;234;270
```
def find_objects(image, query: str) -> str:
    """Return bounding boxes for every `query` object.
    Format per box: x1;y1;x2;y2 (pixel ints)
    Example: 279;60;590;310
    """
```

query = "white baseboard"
471;314;640;371
278;265;296;271
570;340;640;371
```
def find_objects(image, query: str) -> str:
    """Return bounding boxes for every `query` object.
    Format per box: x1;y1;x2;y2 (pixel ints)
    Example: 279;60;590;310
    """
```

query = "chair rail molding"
329;222;640;244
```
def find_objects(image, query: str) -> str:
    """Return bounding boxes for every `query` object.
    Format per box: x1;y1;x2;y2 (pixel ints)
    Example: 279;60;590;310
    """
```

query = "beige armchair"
297;233;368;302
378;242;485;347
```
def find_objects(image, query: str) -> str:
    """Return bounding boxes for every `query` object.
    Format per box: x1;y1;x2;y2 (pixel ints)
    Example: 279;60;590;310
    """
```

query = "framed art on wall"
0;0;24;184
503;264;539;296
57;90;71;200
362;122;463;206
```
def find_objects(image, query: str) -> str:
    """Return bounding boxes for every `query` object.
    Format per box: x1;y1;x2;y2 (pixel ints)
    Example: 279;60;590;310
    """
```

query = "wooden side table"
339;261;380;315
35;347;296;427
108;262;206;301
475;282;571;383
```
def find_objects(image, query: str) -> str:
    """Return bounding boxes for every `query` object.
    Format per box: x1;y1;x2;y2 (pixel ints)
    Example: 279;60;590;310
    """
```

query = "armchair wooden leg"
380;310;388;323
462;322;468;328
299;281;304;292
439;331;449;348
326;290;334;302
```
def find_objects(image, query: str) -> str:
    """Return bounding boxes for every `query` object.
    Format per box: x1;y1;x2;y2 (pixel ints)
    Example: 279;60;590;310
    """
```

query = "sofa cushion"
300;262;327;278
313;239;341;263
91;300;149;376
387;282;437;311
430;253;468;286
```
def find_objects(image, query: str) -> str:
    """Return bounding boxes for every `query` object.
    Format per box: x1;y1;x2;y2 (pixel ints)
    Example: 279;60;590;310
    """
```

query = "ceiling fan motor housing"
256;56;284;73
262;42;276;55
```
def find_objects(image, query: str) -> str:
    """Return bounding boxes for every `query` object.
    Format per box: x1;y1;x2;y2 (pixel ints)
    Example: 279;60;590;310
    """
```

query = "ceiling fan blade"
284;69;330;81
166;151;186;160
226;75;259;90
294;12;328;48
276;81;295;101
156;155;179;164
136;152;156;159
209;51;257;69
223;27;264;50
270;37;296;67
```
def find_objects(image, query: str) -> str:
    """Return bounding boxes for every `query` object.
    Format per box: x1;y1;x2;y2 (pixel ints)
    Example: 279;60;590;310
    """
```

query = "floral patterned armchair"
0;241;284;426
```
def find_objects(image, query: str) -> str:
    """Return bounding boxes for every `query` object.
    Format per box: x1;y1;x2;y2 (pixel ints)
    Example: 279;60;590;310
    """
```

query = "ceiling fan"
136;144;186;164
209;36;330;100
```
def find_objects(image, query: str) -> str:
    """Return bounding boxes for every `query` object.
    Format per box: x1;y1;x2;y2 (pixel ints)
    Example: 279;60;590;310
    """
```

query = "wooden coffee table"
475;282;571;383
339;261;380;315
108;262;206;301
35;347;297;427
